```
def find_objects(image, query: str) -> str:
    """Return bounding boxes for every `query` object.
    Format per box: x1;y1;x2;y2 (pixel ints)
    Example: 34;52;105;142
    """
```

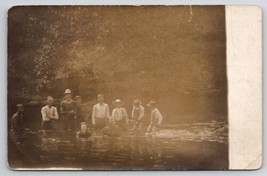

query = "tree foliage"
8;6;227;120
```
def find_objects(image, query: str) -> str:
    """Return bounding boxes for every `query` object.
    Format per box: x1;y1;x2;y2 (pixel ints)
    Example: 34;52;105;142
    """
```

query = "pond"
8;121;228;170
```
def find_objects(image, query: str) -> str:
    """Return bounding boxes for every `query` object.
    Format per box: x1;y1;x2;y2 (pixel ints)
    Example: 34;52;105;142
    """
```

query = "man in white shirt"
146;101;163;135
92;94;110;130
41;96;59;132
112;99;129;130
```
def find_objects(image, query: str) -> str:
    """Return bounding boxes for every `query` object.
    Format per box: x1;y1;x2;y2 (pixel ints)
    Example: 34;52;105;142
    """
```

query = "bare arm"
92;105;96;125
138;106;145;121
11;116;15;130
51;107;59;120
111;109;115;119
131;107;134;119
156;111;163;125
146;123;152;132
76;131;80;139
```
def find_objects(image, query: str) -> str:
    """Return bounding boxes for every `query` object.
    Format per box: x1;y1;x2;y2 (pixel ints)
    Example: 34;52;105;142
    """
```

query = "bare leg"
146;124;152;134
152;126;156;135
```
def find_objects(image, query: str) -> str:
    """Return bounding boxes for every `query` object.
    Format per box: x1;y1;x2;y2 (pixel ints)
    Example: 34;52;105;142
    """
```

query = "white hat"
146;101;156;107
113;99;123;105
64;89;72;94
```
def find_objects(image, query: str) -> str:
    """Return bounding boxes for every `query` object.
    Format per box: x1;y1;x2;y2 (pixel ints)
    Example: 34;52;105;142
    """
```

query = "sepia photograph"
8;6;228;170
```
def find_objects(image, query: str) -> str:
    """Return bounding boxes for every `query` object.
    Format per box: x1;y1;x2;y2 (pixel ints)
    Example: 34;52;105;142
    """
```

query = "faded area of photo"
7;6;228;170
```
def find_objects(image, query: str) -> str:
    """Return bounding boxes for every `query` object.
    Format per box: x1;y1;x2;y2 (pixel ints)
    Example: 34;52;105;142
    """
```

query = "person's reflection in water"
129;136;145;163
40;136;57;148
39;135;58;163
102;121;120;139
145;135;162;162
104;138;116;163
75;132;93;162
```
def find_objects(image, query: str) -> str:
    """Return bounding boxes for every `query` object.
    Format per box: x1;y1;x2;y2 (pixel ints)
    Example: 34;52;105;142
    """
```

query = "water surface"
8;121;228;170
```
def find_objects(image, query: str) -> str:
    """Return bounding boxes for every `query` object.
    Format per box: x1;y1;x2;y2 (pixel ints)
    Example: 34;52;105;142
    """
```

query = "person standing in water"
92;94;110;130
60;89;76;131
11;104;25;133
112;99;129;130
146;101;163;135
131;99;145;132
41;96;59;134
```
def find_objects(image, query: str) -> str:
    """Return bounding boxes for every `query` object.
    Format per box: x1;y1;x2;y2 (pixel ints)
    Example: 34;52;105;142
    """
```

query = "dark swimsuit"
77;130;91;138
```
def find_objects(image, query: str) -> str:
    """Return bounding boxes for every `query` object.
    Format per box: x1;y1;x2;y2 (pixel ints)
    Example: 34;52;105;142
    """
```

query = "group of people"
10;89;164;139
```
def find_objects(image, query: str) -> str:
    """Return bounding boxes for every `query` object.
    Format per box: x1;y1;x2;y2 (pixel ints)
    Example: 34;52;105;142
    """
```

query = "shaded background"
8;6;227;123
7;6;228;170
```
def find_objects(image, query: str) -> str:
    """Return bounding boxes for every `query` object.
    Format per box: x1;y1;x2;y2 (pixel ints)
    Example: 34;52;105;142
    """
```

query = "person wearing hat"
92;94;110;130
111;99;129;130
60;89;76;131
146;101;163;135
41;96;59;133
131;99;145;132
10;104;25;133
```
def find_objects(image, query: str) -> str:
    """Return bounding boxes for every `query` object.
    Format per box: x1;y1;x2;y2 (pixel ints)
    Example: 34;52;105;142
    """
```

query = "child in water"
76;123;91;139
